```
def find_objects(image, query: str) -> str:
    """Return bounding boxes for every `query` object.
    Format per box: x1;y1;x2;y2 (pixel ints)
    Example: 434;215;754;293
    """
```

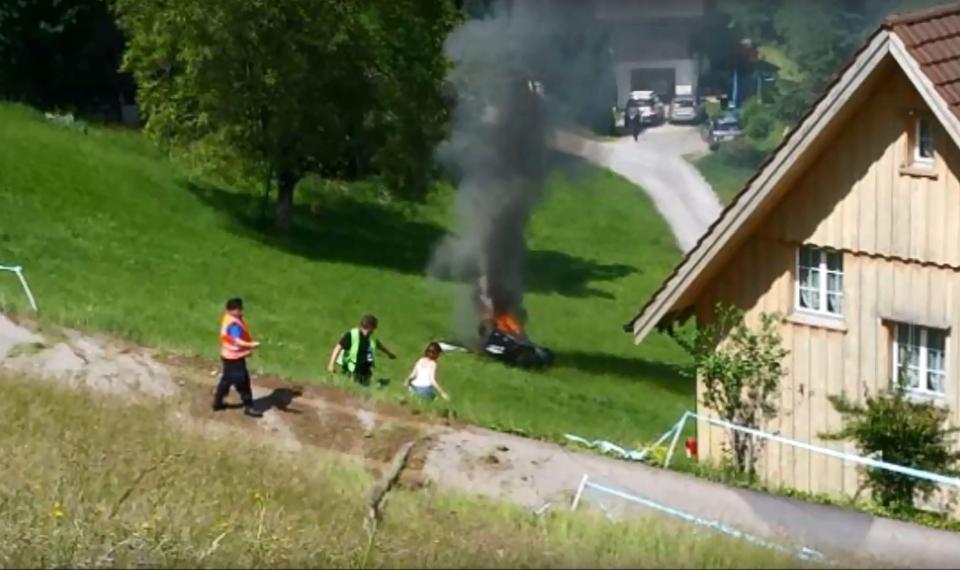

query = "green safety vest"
337;327;377;372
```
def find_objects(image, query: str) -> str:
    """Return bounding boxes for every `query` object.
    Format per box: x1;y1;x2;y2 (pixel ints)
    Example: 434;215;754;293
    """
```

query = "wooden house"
627;3;960;497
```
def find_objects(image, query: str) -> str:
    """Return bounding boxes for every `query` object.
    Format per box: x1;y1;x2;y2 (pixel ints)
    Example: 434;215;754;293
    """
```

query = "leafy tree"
0;0;128;113
673;304;788;476
822;382;960;511
115;0;457;229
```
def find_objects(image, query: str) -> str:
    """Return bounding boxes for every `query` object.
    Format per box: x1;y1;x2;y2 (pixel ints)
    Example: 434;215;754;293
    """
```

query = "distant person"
213;297;262;417
327;314;396;385
625;98;643;141
406;342;449;401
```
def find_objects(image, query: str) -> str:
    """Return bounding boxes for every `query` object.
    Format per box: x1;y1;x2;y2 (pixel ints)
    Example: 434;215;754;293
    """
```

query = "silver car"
669;96;701;124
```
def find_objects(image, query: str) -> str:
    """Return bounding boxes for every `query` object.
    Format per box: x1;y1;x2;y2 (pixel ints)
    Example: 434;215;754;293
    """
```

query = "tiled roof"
887;2;960;117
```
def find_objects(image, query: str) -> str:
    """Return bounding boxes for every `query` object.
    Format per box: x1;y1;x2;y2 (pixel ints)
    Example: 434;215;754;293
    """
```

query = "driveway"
552;125;722;252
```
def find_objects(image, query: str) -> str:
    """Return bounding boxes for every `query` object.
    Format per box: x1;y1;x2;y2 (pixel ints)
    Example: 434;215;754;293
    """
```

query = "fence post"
570;474;589;511
0;265;38;312
663;412;691;468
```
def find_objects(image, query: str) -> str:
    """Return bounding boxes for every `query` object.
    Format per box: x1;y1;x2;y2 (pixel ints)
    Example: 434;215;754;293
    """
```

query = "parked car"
703;114;743;150
668;95;703;124
611;90;666;134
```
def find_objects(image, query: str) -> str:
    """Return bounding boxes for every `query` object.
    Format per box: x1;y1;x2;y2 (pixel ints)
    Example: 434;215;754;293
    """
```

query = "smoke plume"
429;0;610;340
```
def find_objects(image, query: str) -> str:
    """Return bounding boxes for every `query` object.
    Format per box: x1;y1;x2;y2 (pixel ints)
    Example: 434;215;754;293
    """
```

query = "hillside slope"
0;103;688;444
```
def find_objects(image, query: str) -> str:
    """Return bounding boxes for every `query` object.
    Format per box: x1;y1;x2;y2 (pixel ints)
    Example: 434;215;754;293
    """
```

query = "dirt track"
4;313;960;568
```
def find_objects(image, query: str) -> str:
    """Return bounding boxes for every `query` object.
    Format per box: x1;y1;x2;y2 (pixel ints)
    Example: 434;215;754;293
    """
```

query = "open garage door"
630;67;676;102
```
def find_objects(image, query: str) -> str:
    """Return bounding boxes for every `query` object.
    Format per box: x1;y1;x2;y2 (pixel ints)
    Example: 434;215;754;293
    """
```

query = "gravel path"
552;126;723;252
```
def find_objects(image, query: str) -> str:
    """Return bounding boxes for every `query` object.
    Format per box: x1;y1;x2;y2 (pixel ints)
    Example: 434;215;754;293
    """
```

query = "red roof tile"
887;2;960;118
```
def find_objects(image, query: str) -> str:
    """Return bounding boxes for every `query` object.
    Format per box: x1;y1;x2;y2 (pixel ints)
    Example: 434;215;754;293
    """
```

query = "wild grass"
0;375;807;568
0;102;692;446
692;152;755;205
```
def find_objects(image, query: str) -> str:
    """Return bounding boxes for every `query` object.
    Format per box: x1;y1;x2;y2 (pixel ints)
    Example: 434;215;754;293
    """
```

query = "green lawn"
694;152;755;205
0;376;801;568
0;103;690;446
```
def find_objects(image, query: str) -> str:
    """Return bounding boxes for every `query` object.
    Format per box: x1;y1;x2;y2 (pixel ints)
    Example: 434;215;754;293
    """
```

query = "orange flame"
494;312;524;336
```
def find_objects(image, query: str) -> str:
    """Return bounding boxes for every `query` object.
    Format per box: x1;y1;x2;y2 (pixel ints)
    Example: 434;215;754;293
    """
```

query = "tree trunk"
260;164;274;224
275;171;296;231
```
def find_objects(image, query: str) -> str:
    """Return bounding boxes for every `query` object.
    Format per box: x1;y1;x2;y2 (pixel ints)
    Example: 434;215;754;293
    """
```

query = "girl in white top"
406;342;449;401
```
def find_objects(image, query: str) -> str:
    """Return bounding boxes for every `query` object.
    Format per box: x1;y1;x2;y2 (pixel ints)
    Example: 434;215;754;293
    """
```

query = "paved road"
552;125;723;252
424;426;960;568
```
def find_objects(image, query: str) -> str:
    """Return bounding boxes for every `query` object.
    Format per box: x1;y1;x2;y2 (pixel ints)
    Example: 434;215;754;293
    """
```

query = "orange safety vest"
220;313;253;360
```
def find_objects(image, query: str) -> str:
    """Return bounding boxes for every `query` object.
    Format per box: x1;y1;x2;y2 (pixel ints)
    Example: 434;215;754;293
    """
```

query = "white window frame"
892;323;948;398
795;246;844;319
914;115;935;165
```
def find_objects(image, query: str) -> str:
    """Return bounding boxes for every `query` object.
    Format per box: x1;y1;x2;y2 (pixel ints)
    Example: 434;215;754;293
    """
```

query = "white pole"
14;268;38;312
663;412;691;469
570;474;589;511
0;265;37;312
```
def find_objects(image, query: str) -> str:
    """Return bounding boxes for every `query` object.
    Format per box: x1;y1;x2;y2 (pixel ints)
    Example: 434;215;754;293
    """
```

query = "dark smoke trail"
429;0;612;341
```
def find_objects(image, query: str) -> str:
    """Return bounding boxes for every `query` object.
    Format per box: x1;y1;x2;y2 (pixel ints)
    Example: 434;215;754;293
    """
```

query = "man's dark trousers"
214;357;254;408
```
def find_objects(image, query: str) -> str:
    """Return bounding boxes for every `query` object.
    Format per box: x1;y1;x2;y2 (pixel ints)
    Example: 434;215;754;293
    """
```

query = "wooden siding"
696;241;960;497
762;67;960;268
693;64;960;498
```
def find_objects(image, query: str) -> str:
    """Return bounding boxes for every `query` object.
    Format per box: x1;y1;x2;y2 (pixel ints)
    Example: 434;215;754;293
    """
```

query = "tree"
0;0;129;113
673;304;788;476
822;381;960;511
115;0;457;229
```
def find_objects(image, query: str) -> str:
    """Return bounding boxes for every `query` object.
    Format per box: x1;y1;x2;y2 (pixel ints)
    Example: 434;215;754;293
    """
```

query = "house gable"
628;10;960;343
762;63;960;266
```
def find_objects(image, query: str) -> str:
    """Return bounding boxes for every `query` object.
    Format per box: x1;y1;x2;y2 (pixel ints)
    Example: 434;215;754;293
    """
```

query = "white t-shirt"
410;357;437;388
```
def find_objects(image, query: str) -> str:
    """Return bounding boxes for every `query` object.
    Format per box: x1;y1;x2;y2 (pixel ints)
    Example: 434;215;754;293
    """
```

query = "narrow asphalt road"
552;126;723;252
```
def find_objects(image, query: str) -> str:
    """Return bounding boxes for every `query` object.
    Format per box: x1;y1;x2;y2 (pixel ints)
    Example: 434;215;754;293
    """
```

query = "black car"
703;114;744;150
483;329;554;369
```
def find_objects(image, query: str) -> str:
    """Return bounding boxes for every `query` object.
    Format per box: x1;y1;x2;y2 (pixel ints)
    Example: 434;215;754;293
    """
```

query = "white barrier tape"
578;479;825;563
665;411;960;489
0;264;38;312
565;415;687;463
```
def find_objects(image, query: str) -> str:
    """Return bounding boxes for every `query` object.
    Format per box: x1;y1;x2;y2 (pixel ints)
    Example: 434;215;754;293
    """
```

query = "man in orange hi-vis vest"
213;297;262;417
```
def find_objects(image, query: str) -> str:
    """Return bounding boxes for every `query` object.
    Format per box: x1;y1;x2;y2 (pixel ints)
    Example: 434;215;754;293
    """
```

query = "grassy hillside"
0;375;804;568
0;103;689;445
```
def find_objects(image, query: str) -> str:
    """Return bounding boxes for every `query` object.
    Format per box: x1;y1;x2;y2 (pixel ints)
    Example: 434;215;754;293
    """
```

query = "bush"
822;381;960;512
741;99;776;142
673;304;788;477
715;138;769;170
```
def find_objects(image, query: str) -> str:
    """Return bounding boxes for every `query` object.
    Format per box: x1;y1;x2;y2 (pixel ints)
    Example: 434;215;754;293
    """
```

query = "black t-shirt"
339;330;374;370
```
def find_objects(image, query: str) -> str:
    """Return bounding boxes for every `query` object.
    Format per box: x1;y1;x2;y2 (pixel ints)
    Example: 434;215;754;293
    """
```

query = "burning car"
472;276;554;369
480;311;554;369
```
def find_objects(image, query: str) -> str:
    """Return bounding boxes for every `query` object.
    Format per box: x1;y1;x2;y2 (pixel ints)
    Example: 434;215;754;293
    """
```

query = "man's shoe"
244;407;263;418
212;402;227;412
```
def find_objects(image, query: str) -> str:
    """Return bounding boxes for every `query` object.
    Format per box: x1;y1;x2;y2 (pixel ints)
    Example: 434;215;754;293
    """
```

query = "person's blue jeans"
410;385;436;400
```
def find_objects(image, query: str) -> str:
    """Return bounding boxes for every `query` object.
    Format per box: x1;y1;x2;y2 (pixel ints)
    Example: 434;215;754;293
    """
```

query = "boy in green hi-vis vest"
327;314;396;385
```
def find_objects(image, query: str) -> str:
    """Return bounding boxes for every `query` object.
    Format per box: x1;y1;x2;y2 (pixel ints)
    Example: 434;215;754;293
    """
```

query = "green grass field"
0;103;691;446
693;153;754;205
0;375;802;568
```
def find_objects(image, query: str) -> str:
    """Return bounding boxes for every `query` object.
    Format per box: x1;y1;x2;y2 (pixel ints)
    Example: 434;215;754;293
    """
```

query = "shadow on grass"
555;350;695;396
251;387;304;414
186;180;445;275
186;181;636;299
528;250;633;299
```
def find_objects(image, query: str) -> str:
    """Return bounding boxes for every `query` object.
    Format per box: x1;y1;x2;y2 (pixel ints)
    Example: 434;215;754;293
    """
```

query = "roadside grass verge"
693;152;755;205
0;102;691;446
0;375;807;568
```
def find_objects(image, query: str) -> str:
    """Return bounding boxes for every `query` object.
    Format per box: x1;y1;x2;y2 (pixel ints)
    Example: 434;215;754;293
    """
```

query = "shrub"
673;304;788;476
741;98;776;142
714;137;769;170
822;382;960;512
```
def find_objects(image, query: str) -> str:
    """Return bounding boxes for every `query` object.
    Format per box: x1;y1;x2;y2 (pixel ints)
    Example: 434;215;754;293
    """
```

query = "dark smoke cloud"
429;0;611;340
